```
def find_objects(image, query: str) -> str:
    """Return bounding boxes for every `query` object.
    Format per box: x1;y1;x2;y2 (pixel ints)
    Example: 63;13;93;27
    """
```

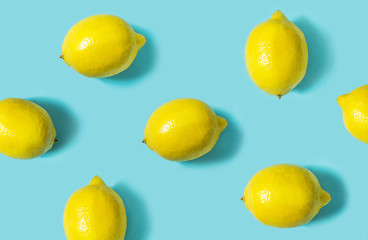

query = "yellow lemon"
337;85;368;143
242;164;330;228
143;98;227;161
245;10;308;98
0;98;56;159
61;14;146;78
64;176;127;240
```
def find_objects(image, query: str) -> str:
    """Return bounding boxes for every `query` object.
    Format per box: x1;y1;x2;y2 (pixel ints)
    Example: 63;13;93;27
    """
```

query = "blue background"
0;0;365;239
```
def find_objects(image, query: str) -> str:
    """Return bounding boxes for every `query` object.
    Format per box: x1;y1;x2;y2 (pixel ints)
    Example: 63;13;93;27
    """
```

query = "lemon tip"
270;9;287;21
135;33;146;48
217;116;228;131
337;94;347;107
320;190;332;206
89;176;106;186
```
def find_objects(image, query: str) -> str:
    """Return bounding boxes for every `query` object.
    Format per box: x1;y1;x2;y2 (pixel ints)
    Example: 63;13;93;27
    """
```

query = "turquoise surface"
0;0;365;239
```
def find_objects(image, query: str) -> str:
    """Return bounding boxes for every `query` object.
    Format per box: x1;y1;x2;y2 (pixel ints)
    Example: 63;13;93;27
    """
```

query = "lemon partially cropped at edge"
63;176;127;240
0;98;56;159
242;164;330;228
245;10;308;98
143;98;227;161
61;14;146;78
337;85;368;143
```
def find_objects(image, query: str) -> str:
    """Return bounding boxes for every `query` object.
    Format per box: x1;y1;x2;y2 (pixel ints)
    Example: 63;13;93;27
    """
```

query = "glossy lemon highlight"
64;176;127;240
143;98;227;161
61;14;146;78
245;10;308;98
242;164;330;228
0;98;56;159
337;85;368;143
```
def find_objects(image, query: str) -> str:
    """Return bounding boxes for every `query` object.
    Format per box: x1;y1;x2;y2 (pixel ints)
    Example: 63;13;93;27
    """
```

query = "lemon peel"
245;10;308;98
61;14;146;78
144;98;227;161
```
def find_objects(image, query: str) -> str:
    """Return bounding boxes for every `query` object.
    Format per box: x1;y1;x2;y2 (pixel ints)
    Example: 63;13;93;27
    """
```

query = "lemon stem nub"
89;176;106;186
217;116;228;132
135;33;146;49
277;95;283;100
270;10;287;21
54;138;58;142
337;94;347;107
59;54;64;59
320;190;332;206
142;139;146;144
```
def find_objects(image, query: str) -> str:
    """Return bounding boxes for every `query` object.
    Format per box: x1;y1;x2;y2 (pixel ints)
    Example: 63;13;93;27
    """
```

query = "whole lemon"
0;98;56;159
64;176;127;240
245;10;308;98
143;98;227;161
61;14;146;78
337;85;368;143
242;164;330;228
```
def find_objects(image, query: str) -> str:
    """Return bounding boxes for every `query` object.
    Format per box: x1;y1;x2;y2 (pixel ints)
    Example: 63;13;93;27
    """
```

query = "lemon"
64;176;127;240
0;98;56;159
245;10;308;98
143;98;227;161
242;164;330;228
61;14;146;78
337;85;368;143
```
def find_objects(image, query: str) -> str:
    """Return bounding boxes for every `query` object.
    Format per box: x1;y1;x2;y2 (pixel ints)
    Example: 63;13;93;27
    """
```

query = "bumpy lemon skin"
337;85;368;143
61;14;146;78
245;10;308;98
144;98;227;161
243;164;330;228
0;98;56;159
64;176;127;240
